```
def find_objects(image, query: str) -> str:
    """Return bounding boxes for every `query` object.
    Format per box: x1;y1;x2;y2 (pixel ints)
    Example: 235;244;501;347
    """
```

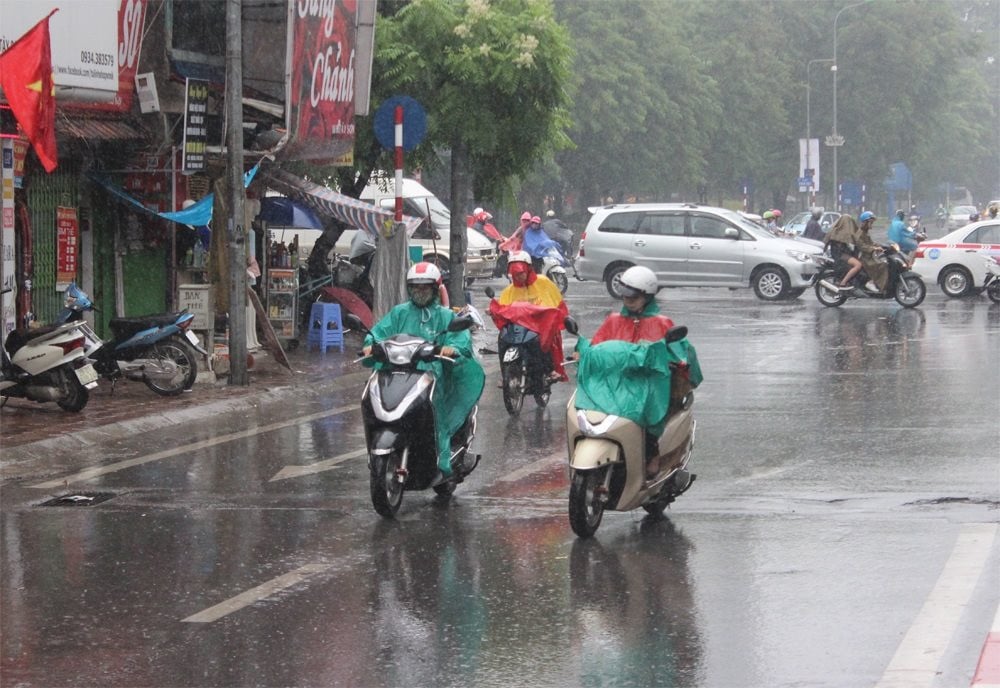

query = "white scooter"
565;324;697;538
536;245;570;294
1;288;101;411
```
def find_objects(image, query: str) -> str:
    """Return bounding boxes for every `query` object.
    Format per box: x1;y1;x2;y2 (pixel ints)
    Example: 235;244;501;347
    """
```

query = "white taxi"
912;219;1000;297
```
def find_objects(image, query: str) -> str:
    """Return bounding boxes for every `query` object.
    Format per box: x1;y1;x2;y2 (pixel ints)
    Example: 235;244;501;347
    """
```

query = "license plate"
185;330;201;347
503;348;519;362
75;363;99;387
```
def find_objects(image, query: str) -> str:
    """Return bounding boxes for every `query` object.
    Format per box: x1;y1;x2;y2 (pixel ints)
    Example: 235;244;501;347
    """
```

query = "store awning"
56;117;144;141
258;196;322;229
259;168;422;239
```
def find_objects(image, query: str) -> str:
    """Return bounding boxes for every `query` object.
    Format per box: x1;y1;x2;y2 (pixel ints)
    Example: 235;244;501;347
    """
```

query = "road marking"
875;522;998;688
972;602;1000;687
29;404;357;489
269;448;367;481
181;563;331;623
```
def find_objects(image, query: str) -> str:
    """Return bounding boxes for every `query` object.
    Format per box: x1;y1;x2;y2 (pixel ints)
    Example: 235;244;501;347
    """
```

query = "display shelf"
265;267;298;342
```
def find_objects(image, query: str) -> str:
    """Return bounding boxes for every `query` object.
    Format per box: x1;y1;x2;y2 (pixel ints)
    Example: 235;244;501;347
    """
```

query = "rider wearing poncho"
575;266;702;441
363;262;485;476
488;251;569;380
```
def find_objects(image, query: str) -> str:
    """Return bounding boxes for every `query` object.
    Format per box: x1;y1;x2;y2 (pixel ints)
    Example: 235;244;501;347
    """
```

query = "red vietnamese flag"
0;10;59;173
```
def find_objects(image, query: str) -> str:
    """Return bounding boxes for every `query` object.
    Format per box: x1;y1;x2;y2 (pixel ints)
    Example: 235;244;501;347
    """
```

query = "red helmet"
530;215;541;224
520;211;532;222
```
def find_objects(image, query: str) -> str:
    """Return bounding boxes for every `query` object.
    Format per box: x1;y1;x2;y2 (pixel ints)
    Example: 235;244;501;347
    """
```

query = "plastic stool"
306;302;344;353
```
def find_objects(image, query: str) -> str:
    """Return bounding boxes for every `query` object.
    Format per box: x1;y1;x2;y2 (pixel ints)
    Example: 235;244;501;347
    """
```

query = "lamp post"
831;0;870;212
807;58;834;206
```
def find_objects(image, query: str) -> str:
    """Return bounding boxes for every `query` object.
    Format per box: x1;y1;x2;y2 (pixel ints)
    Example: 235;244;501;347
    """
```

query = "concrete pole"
226;0;248;385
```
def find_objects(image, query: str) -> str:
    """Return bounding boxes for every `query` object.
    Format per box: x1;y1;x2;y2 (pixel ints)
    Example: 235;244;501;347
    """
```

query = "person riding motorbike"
573;266;702;477
361;262;485;477
522;214;566;273
887;209;919;266
488;251;568;383
499;211;532;254
802;208;825;241
824;211;887;293
542;209;574;255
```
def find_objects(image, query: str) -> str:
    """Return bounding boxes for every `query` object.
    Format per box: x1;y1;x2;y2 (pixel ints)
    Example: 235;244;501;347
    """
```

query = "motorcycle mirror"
447;315;475;332
484;286;495;299
664;325;688;343
563;316;579;336
344;313;371;336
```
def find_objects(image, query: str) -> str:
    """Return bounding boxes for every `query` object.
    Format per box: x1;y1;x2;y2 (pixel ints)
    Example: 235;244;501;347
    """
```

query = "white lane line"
269;448;367;481
496;452;564;483
875;522;998;688
181;563;331;623
29;404;357;489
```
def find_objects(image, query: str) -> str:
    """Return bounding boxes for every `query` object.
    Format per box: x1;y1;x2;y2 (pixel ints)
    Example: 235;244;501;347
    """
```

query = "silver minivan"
575;203;824;300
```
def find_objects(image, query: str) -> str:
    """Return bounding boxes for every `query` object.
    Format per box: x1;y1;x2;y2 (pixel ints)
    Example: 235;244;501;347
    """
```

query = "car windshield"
953;205;976;215
717;208;770;237
786;212;809;227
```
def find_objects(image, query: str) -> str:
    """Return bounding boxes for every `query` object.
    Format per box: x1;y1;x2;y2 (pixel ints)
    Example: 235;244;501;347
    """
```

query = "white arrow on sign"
269;448;367;481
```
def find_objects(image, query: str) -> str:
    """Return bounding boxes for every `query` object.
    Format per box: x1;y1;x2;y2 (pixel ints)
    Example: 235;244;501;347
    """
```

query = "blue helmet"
859;211;876;222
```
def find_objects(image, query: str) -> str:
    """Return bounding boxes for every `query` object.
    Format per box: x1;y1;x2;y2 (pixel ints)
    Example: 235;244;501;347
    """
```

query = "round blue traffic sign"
373;96;427;152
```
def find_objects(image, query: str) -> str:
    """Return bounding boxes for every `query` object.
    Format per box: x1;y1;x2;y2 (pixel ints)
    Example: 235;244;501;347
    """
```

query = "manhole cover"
40;492;117;507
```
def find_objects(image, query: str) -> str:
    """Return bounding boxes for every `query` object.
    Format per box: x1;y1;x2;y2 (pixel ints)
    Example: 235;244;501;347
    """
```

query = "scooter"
57;283;207;396
0;287;100;411
347;313;482;518
814;243;927;308
535;245;570;294
566;323;698;538
975;252;1000;303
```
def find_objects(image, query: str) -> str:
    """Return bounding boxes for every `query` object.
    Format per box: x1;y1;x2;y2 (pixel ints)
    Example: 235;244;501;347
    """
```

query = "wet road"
2;281;998;688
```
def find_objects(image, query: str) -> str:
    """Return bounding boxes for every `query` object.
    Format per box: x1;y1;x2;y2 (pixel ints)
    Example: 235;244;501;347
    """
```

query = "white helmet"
507;250;531;266
546;209;555;218
619;265;658;297
406;261;442;285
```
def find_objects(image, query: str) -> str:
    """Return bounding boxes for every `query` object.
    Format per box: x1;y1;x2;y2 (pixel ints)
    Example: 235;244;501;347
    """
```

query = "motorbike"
57;283;207;396
565;323;698;538
814;243;927;308
975;252;1000;303
347;313;482;518
533;245;570;294
0;288;100;411
485;287;566;414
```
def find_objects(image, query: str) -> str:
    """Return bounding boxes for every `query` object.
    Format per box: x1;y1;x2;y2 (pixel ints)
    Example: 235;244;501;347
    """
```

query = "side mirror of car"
664;325;688;343
564;316;579;336
724;227;739;240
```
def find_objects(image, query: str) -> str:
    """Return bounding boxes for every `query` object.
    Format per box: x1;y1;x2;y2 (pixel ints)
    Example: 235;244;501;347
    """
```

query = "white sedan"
912;219;1000;297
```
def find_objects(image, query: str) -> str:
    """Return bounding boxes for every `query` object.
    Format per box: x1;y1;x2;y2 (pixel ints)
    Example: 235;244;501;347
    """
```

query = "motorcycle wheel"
56;367;89;412
894;275;927;308
568;468;606;538
534;387;550;408
143;337;198;396
551;270;569;294
815;279;847;307
642;491;672;519
987;281;1000;304
501;359;525;415
370;450;405;518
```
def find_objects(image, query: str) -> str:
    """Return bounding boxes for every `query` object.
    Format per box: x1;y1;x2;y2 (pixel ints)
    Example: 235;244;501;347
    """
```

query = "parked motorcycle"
485;287;567;414
1;288;100;411
57;283;207;396
814;243;927;308
566;323;698;538
347;313;482;518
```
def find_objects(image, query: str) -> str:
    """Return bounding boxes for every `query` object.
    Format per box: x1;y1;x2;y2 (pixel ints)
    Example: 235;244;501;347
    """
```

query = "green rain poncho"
575;335;702;437
364;297;485;474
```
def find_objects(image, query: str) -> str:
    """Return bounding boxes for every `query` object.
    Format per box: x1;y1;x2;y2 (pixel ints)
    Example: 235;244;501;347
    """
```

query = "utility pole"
226;0;248;385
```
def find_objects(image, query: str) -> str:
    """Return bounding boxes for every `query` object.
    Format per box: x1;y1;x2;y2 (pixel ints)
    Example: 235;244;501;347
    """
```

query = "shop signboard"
282;0;357;162
67;0;148;113
182;78;208;173
56;206;79;291
178;284;213;331
1;1;118;103
2;140;15;339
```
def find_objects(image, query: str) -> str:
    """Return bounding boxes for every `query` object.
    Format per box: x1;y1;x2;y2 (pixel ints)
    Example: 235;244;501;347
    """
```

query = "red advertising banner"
56;206;79;290
67;0;147;113
283;0;357;162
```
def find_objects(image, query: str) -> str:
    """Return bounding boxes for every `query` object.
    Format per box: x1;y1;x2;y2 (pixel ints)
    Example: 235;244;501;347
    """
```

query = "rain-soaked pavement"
2;279;998;688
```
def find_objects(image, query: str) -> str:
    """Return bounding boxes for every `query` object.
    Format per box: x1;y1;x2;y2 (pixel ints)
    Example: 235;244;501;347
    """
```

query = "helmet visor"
619;285;645;299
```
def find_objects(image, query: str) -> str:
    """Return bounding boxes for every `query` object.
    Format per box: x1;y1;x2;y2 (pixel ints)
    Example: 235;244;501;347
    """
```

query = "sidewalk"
0;336;365;452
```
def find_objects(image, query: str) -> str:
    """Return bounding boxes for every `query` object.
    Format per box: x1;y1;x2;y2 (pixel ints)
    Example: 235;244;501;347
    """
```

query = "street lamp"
806;58;834;206
831;0;870;212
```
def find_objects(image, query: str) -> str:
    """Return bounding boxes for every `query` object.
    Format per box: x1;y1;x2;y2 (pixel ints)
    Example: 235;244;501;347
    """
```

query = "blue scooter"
58;283;208;396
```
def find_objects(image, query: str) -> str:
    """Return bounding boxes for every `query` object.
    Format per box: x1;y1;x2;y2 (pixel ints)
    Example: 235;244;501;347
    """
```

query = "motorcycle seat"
109;312;186;338
4;325;65;355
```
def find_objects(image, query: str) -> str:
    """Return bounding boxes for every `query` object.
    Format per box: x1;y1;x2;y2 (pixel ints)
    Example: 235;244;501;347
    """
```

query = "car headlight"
785;250;813;262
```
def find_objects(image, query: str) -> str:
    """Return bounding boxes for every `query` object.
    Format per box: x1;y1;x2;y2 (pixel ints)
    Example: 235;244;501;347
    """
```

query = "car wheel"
752;267;789;301
604;263;632;298
939;266;972;298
